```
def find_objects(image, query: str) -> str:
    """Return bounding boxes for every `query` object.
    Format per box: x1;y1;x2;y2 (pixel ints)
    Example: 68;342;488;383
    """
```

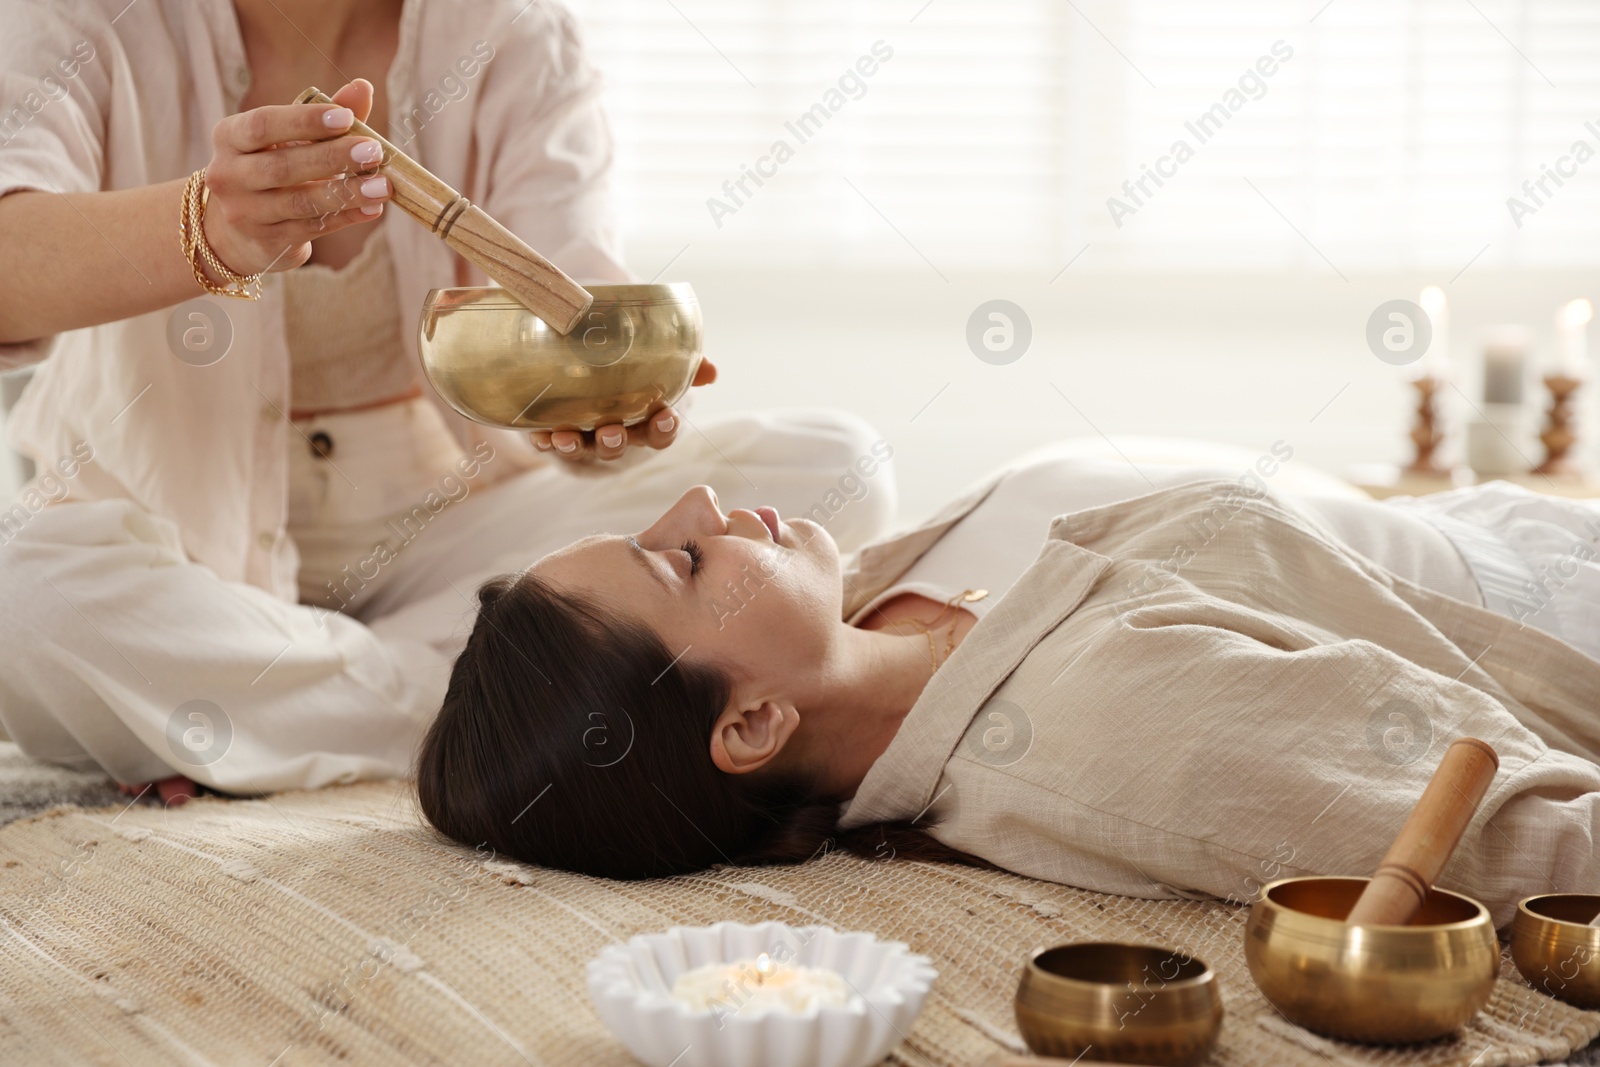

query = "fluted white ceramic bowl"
586;921;937;1067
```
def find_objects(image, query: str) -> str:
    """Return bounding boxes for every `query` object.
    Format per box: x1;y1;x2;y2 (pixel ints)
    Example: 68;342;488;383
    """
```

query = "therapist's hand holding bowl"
530;357;719;463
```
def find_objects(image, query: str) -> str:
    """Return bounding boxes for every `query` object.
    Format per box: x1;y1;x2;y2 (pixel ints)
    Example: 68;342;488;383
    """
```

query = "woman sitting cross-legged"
416;453;1600;927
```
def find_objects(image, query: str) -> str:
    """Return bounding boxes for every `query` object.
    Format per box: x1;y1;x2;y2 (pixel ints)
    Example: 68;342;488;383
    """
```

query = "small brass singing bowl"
1510;894;1600;1009
418;283;703;432
1013;942;1223;1067
1244;876;1498;1044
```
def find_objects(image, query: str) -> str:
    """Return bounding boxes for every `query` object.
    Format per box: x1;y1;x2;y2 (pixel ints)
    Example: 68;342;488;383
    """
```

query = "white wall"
667;260;1599;523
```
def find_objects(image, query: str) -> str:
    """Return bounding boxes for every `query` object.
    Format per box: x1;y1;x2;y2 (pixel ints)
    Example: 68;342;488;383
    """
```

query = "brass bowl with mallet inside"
418;283;704;432
1245;876;1499;1043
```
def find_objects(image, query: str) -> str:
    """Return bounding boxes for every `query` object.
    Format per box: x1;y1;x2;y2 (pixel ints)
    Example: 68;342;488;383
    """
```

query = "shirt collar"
840;474;1005;619
838;525;1112;829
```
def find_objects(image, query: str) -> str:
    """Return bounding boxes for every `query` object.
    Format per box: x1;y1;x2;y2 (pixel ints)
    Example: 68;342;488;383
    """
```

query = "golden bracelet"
178;168;263;301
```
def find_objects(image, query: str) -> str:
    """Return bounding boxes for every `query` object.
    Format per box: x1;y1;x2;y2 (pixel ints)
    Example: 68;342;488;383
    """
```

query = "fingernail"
351;140;382;165
599;429;623;448
534;437;551;451
323;107;354;129
555;437;578;453
654;414;676;434
360;175;388;199
360;203;384;216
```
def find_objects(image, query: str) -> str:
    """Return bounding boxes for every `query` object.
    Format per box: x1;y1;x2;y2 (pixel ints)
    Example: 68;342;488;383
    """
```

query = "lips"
754;506;781;542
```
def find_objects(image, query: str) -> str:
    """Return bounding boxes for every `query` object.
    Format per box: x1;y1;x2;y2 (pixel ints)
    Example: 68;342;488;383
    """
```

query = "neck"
781;624;944;799
234;0;374;64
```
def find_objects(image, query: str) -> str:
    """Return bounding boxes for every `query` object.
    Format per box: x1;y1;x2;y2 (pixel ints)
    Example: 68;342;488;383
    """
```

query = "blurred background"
5;0;1599;520
563;0;1600;517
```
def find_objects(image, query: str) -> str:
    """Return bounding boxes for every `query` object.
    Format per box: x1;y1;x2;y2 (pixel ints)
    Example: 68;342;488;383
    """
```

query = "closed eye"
681;539;703;576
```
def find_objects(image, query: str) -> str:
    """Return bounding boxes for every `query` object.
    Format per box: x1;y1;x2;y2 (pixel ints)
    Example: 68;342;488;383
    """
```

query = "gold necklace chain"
890;588;987;675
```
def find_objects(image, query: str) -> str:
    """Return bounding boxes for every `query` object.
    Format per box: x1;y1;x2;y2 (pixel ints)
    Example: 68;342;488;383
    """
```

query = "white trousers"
1387;481;1600;661
0;408;895;793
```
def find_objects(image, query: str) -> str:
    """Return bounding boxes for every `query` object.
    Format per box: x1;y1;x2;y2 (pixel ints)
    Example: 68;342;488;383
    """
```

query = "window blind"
561;0;1600;272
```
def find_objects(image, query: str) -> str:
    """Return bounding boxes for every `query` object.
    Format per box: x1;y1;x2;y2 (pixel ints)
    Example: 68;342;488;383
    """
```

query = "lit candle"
1554;298;1593;378
1418;286;1450;378
672;953;857;1015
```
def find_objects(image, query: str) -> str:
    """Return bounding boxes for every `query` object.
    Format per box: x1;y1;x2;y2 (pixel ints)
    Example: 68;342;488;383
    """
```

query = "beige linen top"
838;477;1600;927
283;224;419;413
0;0;630;599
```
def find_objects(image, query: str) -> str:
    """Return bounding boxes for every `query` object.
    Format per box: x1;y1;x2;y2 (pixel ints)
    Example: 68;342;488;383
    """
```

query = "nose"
643;485;725;543
679;485;722;526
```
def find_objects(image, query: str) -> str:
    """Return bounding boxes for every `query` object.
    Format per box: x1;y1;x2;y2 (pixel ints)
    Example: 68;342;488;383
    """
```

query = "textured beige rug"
0;780;1595;1067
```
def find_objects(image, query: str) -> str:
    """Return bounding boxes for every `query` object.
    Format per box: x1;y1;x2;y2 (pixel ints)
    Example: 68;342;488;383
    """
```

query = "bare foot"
116;775;200;806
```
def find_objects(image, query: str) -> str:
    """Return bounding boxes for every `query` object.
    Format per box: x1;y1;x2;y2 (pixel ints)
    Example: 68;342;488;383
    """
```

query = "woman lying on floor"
416;451;1600;926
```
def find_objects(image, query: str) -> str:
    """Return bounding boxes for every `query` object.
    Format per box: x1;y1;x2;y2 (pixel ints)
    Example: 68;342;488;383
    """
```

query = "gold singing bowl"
418;283;703;432
1510;894;1600;1009
1245;877;1498;1043
1013;942;1223;1067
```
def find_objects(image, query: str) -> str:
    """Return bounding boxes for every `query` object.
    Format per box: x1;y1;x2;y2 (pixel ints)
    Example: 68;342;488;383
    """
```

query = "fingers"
639;408;681;450
593;424;628;462
216;102;357;155
692;357;719;386
221;135;384;193
207;204;375;275
549;430;590;459
530;410;682;461
330;78;375;124
273;202;386;244
253;173;389;223
537;428;616;461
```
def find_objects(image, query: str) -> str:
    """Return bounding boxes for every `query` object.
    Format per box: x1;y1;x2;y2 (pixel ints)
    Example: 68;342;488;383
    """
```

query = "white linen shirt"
839;477;1600;928
0;0;631;600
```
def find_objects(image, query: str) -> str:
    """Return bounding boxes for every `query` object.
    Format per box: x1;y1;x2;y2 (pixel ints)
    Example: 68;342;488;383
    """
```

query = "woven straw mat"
0;781;1595;1067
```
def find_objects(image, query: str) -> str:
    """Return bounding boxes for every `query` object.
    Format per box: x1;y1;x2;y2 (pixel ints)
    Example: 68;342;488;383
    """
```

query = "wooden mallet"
295;87;594;334
1345;737;1500;927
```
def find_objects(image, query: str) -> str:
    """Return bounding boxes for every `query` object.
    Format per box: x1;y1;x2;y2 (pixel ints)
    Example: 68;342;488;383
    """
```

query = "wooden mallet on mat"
1345;737;1499;927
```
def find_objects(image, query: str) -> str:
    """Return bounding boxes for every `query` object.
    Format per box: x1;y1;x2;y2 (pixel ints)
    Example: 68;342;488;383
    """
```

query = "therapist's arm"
0;181;215;343
0;80;390;345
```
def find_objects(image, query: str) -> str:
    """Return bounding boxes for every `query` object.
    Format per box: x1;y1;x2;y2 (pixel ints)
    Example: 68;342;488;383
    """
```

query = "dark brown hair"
415;573;984;879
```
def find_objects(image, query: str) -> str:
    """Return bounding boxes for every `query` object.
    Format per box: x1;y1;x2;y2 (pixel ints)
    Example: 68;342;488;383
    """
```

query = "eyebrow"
625;536;671;592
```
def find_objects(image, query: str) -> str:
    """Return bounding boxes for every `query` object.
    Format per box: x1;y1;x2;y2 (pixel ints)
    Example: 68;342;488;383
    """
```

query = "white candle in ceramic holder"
671;952;856;1016
1468;327;1532;478
1482;329;1528;405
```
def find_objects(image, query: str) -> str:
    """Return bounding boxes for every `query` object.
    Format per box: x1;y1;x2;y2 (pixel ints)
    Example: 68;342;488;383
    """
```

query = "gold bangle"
178;168;263;300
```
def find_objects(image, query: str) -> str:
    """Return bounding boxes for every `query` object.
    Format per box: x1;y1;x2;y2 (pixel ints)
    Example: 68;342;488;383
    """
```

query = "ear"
709;700;799;775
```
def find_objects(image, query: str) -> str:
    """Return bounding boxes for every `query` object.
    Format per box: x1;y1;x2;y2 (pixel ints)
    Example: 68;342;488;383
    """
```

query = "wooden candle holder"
1405;375;1448;474
295;87;593;335
1533;374;1583;477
